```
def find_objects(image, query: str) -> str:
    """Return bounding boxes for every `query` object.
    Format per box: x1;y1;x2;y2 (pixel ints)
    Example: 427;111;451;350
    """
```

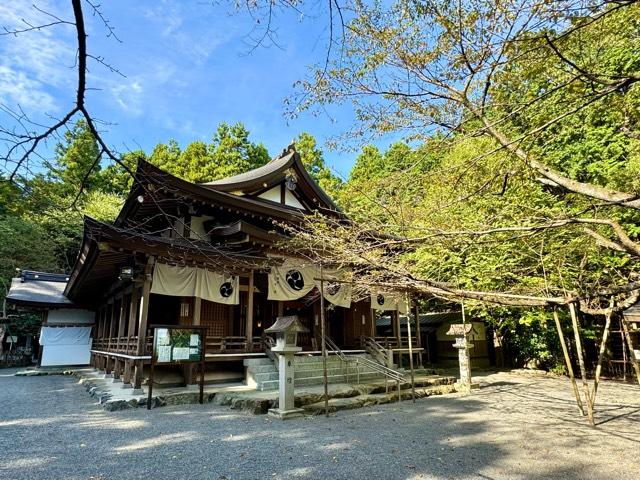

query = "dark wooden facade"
65;146;381;388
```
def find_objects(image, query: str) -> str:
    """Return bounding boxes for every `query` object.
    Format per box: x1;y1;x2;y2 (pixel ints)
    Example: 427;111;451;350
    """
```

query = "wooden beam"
134;258;155;390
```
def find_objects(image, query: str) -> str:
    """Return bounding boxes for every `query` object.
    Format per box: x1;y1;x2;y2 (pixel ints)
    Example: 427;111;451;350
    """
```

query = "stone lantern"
446;323;477;391
265;316;309;420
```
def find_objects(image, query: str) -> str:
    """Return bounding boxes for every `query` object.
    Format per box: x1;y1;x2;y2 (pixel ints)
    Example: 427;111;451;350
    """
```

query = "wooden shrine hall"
52;145;422;389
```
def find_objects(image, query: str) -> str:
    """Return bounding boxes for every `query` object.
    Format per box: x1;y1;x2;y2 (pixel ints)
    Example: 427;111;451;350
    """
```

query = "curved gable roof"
202;148;296;191
200;145;342;214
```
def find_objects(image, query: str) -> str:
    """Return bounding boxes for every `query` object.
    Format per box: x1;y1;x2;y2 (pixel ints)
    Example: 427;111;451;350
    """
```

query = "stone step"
294;362;348;372
258;372;387;391
302;383;458;414
253;365;390;383
246;364;278;374
243;358;273;367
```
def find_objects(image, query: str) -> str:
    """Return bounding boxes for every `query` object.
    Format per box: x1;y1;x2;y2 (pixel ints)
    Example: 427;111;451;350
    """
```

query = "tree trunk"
590;300;614;409
553;309;585;415
569;303;594;426
620;318;640;386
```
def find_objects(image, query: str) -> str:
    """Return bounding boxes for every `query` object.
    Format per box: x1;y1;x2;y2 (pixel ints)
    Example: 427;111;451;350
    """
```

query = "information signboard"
147;325;206;409
153;327;203;363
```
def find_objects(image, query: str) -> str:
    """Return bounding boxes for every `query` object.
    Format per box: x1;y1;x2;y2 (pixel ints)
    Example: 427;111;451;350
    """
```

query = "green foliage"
53;119;102;194
146;122;271;184
295;132;342;201
99;122;272;195
0;215;57;306
99;150;147;195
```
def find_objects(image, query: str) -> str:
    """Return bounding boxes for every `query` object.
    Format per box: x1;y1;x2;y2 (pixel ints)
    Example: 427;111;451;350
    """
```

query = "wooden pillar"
319;270;329;417
370;308;376;337
183;296;203;385
406;308;416;402
394;311;401;347
134;260;154;390
413;302;423;367
113;296;127;379
97;307;105;339
193;297;202;326
246;271;254;350
105;302;117;374
123;288;140;385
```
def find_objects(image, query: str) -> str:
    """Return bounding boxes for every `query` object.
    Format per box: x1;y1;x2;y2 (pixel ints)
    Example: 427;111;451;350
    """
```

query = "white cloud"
0;1;76;114
111;79;144;115
0;65;56;111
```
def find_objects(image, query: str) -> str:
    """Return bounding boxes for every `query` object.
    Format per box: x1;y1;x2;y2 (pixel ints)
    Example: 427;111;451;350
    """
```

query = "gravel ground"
0;368;638;480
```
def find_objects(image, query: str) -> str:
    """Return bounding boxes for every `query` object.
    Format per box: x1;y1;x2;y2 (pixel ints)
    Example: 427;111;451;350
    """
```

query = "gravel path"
0;368;638;480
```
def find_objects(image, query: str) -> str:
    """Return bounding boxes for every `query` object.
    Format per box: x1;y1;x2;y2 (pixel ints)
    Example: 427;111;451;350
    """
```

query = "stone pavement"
40;367;457;413
1;369;639;479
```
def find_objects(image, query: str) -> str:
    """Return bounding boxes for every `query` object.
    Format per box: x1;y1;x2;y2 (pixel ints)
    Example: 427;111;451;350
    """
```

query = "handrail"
262;335;278;368
361;336;389;366
323;335;406;384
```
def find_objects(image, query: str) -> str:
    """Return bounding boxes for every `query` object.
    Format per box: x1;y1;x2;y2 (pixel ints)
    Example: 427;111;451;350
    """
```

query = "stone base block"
268;408;305;420
455;381;480;391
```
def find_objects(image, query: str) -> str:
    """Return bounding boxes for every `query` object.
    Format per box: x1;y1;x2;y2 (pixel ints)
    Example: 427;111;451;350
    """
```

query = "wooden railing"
92;335;150;355
371;336;419;349
204;336;263;353
93;335;263;355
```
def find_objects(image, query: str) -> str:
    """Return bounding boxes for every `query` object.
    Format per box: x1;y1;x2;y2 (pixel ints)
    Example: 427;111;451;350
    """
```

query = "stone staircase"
244;354;396;391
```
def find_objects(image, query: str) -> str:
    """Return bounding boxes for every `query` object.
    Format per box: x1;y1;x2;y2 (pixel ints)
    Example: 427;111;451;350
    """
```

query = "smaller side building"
376;310;491;368
6;271;94;367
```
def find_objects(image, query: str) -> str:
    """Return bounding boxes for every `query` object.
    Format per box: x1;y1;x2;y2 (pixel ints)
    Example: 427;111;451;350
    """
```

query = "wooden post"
621;317;640;386
106;302;117;374
590;300;614;408
413;302;422;367
569;303;594;426
193;297;201;326
319;267;329;417
406;300;416;403
553;308;585;416
134;258;154;390
461;302;472;391
113;297;127;379
246;270;254;350
370;308;376;337
123;288;140;385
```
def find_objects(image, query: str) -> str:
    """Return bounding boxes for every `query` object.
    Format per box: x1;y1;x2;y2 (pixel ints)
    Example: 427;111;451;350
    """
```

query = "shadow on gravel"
1;372;639;479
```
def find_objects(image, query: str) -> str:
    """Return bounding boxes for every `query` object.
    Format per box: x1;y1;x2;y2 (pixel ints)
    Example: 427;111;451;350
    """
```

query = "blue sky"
0;1;395;179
